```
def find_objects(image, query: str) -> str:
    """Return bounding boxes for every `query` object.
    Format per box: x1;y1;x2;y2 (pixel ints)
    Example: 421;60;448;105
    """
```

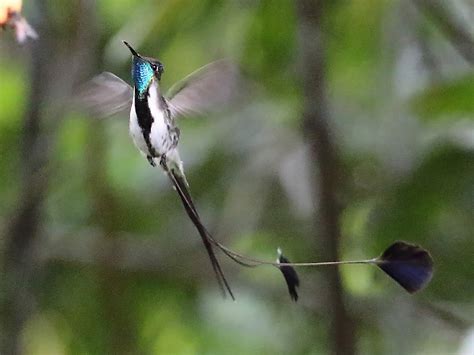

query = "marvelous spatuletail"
77;41;434;301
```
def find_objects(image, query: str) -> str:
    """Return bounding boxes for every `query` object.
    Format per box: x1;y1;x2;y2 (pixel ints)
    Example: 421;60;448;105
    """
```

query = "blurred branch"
412;0;474;65
417;301;473;331
1;3;54;353
65;0;140;351
37;228;233;282
404;3;443;83
84;120;138;354
1;1;99;353
296;1;355;354
39;229;473;335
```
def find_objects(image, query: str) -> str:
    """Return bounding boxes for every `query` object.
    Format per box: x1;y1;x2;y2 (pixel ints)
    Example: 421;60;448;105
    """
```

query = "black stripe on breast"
134;88;156;157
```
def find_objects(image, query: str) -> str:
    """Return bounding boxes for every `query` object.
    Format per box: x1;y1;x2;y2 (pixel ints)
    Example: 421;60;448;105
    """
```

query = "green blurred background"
1;0;473;354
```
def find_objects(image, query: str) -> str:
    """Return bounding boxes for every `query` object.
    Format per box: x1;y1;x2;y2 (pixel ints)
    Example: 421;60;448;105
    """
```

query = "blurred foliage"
1;0;473;354
410;73;474;120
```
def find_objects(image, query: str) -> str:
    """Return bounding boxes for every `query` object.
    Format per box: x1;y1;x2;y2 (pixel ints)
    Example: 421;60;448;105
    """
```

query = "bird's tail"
161;161;234;300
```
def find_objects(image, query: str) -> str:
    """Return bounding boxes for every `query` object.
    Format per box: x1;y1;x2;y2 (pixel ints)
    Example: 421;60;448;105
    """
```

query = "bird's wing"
73;72;133;118
166;60;239;119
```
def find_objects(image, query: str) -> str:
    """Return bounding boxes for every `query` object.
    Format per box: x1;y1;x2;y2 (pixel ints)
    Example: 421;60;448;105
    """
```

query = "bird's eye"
151;63;157;71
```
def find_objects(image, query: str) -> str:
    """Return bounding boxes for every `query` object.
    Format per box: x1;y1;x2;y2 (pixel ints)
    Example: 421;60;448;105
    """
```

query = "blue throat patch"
132;57;154;97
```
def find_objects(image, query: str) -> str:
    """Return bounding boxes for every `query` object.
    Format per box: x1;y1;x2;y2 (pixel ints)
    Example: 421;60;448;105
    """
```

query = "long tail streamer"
160;161;434;301
160;160;234;300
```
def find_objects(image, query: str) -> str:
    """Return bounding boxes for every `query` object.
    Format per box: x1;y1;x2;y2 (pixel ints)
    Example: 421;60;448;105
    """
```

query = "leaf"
410;74;474;120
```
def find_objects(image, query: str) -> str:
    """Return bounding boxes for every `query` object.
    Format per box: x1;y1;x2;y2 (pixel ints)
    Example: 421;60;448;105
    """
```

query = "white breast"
147;82;169;155
128;81;171;158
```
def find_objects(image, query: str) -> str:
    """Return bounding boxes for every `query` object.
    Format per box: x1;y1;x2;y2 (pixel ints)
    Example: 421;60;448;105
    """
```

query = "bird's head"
123;41;164;97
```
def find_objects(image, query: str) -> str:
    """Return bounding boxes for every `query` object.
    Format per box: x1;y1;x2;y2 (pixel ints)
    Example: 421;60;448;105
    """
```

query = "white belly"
147;86;170;155
129;97;184;173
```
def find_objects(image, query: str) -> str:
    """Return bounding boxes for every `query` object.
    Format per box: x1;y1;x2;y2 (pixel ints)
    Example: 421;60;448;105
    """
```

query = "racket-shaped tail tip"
376;241;434;293
277;249;300;302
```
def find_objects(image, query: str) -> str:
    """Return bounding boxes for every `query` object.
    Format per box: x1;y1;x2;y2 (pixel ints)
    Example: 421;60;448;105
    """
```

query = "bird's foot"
147;155;156;167
159;155;168;170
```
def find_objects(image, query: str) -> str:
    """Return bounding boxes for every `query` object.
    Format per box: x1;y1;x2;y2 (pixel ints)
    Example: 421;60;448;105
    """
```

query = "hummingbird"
124;41;239;298
78;41;239;298
77;42;435;301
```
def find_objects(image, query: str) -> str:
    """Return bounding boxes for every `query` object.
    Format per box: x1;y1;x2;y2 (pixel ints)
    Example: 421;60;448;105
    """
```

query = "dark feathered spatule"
277;248;300;301
375;241;433;293
269;241;433;299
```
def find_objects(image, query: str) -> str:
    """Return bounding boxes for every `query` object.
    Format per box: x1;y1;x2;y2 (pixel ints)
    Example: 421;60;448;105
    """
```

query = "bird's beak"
123;40;140;57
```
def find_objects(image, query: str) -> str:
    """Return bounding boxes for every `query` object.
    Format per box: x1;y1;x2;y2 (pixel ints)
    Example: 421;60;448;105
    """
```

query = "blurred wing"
74;72;133;118
166;60;239;119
